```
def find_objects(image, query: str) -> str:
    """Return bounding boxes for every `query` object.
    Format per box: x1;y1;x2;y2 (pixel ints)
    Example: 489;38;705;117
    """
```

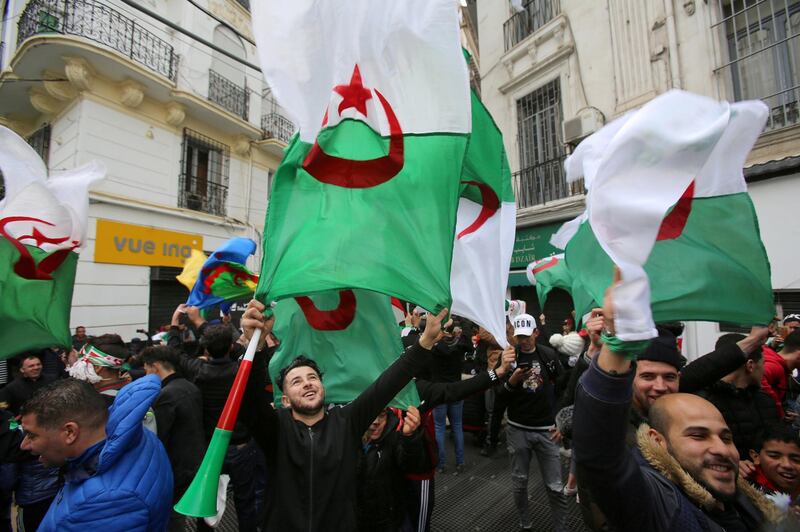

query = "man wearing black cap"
629;325;768;429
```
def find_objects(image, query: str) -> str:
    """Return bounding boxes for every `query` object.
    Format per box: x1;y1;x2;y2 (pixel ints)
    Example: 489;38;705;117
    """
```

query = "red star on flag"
334;65;373;117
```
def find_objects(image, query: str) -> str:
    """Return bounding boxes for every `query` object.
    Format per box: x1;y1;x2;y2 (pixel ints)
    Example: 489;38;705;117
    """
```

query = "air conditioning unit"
562;108;605;144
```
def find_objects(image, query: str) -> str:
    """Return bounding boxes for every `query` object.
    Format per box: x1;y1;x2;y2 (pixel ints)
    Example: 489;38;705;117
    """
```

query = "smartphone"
517;361;532;370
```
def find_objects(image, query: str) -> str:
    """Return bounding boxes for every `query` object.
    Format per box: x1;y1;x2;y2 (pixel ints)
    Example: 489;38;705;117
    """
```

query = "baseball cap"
784;314;800;324
513;314;537;337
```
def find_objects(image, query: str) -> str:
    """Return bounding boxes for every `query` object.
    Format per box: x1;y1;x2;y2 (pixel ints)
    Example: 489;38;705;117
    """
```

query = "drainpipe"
664;0;682;88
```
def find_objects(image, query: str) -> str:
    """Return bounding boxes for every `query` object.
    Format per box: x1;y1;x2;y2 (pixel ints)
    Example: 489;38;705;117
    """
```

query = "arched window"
208;25;248;119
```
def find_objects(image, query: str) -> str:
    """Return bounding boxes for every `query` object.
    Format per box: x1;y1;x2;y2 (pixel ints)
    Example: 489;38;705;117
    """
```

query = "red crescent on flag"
302;65;404;189
295;289;357;331
458;181;500;239
0;216;77;280
656;181;695;241
532;256;559;274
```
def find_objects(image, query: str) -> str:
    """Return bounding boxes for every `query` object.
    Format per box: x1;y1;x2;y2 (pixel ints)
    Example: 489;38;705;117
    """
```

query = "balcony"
503;0;560;52
513;158;584;208
178;177;228;217
261;91;294;143
261;112;293;143
208;69;249;121
17;0;178;81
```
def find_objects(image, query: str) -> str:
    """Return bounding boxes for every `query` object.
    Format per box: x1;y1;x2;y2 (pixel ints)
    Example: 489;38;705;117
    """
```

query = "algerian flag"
450;82;516;349
0;126;104;358
251;0;470;313
553;91;773;339
269;289;419;409
526;254;596;322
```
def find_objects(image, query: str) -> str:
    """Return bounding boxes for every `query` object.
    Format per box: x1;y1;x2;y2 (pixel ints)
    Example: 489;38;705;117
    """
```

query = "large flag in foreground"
269;289;419;409
184;238;259;309
0;126;104;358
450;84;516;348
251;0;470;313
553;91;772;339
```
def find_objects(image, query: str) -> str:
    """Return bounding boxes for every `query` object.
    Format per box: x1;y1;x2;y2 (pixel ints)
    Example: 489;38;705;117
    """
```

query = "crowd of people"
0;293;799;531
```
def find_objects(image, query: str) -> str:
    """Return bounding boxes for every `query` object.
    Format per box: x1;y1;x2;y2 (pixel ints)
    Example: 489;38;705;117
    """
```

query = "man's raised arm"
344;308;450;436
572;272;661;531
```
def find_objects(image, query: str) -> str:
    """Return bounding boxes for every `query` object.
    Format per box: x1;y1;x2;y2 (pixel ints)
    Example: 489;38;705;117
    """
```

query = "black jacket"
241;341;431;532
177;352;251;445
356;410;428;531
573;358;768;532
152;374;205;500
0;375;54;415
498;344;563;428
697;381;780;459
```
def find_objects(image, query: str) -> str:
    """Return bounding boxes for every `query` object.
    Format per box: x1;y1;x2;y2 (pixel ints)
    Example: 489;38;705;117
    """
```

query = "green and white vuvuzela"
174;329;261;517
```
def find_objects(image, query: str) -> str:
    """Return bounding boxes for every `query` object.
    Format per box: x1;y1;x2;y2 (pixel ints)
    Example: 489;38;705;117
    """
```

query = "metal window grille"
179;129;230;217
712;0;800;131
261;89;295;142
17;0;178;81
504;0;560;51
208;69;249;121
514;79;582;208
0;124;50;201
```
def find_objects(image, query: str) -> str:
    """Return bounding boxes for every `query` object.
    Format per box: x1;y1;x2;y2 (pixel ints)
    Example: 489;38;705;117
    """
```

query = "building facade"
478;0;800;356
0;0;292;340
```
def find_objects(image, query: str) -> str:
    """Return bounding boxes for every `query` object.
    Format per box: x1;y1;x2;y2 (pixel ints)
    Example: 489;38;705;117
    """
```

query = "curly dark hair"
277;355;323;391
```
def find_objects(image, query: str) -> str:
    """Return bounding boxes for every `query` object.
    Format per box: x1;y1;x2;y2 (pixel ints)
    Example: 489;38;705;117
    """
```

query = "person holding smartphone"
498;313;567;532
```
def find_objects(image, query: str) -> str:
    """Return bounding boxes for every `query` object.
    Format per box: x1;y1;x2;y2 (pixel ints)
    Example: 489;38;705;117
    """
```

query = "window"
504;0;561;51
0;124;49;201
179;129;229;217
209;25;248;120
514;79;582;208
713;0;800;131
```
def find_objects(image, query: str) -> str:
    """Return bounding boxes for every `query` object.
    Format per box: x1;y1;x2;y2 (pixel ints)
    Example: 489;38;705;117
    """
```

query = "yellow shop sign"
94;219;203;267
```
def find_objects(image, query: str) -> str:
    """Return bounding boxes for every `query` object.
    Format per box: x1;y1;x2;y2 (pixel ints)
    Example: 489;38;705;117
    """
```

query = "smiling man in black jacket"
239;299;447;532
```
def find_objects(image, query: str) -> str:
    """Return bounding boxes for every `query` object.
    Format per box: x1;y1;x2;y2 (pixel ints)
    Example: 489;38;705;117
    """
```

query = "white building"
0;0;291;340
477;0;800;356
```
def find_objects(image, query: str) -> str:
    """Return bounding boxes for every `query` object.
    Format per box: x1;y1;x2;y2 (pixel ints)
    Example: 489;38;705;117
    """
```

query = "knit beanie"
637;328;685;371
549;332;585;358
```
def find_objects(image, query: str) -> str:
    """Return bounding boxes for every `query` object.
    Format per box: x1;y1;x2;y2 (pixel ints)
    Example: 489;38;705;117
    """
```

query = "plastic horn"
174;328;262;517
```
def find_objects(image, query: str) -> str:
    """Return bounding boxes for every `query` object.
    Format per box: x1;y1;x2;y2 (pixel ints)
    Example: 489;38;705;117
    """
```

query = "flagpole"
174;328;262;517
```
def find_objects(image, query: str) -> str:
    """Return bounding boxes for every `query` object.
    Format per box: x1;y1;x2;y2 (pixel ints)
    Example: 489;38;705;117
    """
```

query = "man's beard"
289;395;324;416
667;443;738;503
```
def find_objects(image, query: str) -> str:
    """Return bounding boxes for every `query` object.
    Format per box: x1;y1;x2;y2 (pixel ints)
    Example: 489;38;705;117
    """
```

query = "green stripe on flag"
0;239;77;358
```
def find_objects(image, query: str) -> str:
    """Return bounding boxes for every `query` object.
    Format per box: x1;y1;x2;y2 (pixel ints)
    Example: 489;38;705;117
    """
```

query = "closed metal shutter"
149;267;187;332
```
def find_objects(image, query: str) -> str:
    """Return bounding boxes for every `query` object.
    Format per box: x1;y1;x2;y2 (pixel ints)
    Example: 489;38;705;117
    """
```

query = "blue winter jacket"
38;375;174;531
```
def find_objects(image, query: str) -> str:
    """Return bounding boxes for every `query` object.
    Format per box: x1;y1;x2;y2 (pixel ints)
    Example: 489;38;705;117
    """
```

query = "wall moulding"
42;69;78;101
118;79;146;108
62;56;95;92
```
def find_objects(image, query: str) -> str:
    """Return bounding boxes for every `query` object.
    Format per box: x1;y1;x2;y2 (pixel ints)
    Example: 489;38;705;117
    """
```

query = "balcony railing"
503;0;560;52
513;158;584;208
17;0;177;81
178;176;228;217
208;69;249;121
261;112;294;143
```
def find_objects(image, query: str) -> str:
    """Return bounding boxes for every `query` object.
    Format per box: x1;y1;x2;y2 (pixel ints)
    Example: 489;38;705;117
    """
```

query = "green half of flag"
566;192;773;325
0;239;77;358
256;120;467;313
268;288;419;409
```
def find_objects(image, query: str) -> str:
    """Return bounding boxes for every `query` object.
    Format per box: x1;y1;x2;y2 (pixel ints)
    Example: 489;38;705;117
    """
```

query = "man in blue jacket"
20;376;173;531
